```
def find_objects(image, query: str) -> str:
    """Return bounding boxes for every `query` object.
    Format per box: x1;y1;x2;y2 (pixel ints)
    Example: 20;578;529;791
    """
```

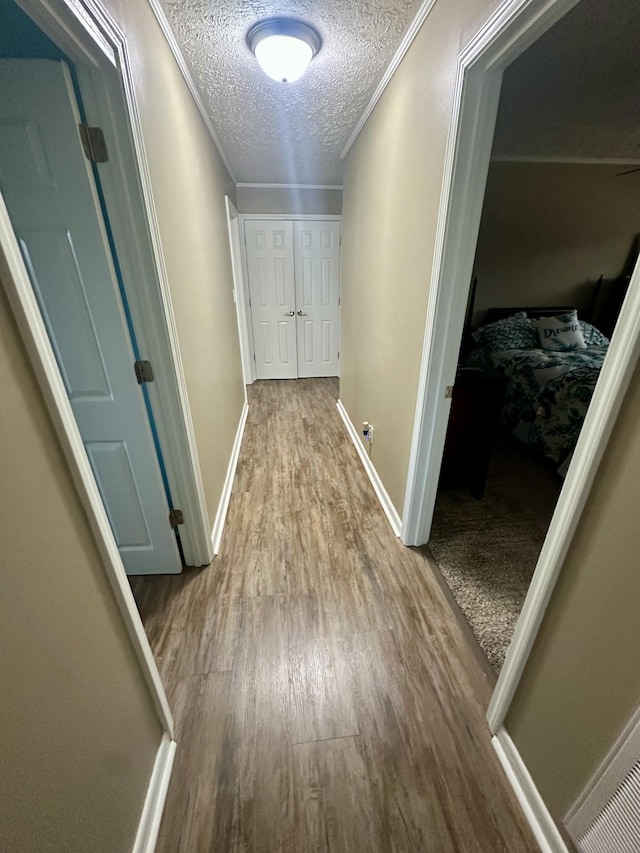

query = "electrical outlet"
362;421;374;443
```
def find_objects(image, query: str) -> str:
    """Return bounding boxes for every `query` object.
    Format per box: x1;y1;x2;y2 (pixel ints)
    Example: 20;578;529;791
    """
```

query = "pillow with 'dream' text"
534;311;587;352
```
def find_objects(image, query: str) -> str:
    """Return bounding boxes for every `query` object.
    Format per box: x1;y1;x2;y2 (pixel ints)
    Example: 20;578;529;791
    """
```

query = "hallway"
131;379;537;852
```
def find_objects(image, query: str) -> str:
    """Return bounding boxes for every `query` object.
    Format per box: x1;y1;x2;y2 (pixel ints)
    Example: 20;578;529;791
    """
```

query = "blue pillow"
472;312;539;352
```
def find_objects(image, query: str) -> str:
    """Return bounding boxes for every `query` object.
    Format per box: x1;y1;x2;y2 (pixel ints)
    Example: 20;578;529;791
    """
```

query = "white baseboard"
336;399;402;537
211;400;249;555
132;733;177;853
492;727;569;853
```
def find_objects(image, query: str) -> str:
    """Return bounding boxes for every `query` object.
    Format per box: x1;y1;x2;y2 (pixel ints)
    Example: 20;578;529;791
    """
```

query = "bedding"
580;320;610;347
490;343;607;469
471;311;538;352
469;310;609;472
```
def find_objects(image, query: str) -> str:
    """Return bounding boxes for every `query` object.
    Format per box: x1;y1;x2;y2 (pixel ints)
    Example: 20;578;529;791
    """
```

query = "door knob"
284;310;295;316
297;310;308;316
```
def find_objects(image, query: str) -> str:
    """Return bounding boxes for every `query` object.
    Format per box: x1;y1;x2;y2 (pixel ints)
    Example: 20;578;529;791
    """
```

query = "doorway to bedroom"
426;0;640;675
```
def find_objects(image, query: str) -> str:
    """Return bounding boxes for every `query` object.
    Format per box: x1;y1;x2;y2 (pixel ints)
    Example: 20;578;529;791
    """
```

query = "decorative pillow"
580;320;610;348
534;311;587;351
472;312;539;352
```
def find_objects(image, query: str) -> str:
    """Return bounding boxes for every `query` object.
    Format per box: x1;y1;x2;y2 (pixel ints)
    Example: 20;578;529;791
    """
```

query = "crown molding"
146;0;236;182
340;0;438;160
236;182;343;190
491;154;640;166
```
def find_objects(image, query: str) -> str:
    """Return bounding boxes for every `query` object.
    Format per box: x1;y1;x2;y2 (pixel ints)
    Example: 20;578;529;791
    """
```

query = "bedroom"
429;0;640;675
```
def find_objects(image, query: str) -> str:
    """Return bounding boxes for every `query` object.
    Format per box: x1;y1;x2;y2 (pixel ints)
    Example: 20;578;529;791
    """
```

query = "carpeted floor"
429;436;562;673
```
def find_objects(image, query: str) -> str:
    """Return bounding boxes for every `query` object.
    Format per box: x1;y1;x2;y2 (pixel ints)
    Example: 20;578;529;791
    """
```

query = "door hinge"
445;385;454;398
169;508;184;528
79;124;109;163
134;360;154;384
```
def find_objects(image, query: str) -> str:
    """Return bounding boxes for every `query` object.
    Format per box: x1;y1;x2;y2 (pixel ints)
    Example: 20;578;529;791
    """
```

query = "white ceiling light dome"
247;18;321;83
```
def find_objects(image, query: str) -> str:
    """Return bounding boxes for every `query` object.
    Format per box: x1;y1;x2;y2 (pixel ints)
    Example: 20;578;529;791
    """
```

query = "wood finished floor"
131;379;539;853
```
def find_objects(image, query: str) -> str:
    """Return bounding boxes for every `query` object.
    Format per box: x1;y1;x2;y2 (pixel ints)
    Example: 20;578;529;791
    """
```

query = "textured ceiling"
159;0;423;184
493;0;640;161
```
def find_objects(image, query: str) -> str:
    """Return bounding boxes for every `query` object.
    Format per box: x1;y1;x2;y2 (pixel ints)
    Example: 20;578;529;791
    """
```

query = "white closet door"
245;220;297;379
0;59;182;575
294;221;341;378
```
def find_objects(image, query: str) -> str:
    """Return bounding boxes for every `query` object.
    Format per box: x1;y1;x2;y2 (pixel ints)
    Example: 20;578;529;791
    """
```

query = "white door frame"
0;181;178;800
237;213;342;379
16;0;214;568
399;0;640;733
238;214;343;221
1;194;177;850
225;196;254;385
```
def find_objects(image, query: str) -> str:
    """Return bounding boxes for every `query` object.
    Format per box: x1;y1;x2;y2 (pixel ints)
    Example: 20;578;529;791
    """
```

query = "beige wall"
104;0;245;541
473;161;640;321
507;356;640;821
236;185;343;215
0;265;162;850
340;0;499;513
341;0;640;834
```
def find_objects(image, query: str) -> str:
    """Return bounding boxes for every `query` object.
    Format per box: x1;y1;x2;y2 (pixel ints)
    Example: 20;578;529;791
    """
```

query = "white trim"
488;250;640;729
390;0;640;742
400;62;504;548
398;0;640;737
565;704;640;839
70;0;214;566
237;218;256;382
23;1;214;564
491;154;640;165
492;727;569;853
16;0;115;66
401;0;583;549
0;193;174;737
113;42;214;566
486;4;640;729
238;213;343;222
145;0;236;182
340;0;438;160
75;67;209;567
132;733;176;853
225;196;254;386
211;400;249;555
336;399;402;537
236;182;344;190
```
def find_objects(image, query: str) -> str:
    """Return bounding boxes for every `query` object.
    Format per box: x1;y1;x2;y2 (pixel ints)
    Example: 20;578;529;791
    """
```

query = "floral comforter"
490;345;608;469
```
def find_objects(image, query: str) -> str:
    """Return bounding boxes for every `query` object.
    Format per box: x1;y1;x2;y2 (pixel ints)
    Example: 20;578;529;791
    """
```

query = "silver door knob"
284;311;295;316
297;310;308;316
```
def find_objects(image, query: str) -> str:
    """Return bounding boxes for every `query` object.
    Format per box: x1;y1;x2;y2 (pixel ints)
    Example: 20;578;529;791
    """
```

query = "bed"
466;306;610;475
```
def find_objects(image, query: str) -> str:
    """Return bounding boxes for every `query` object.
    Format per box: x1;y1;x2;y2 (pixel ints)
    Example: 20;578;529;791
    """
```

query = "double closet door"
244;219;341;380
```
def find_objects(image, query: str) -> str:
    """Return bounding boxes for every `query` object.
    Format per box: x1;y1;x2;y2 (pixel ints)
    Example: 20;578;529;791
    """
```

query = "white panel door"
245;220;297;379
293;221;341;378
0;59;181;575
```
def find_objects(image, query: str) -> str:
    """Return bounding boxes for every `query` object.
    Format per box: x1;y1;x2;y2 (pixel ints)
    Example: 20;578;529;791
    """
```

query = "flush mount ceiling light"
247;18;321;83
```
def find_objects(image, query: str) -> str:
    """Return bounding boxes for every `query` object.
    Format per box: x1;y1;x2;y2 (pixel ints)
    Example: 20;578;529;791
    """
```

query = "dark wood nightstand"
438;367;508;499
